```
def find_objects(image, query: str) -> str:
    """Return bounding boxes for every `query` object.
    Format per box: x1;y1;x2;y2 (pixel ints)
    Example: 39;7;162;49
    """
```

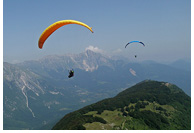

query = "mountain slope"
52;80;191;130
3;50;191;129
169;59;191;72
4;62;95;129
3;62;63;129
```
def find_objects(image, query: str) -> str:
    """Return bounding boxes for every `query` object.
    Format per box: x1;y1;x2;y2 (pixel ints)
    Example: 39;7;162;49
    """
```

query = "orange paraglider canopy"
38;20;93;49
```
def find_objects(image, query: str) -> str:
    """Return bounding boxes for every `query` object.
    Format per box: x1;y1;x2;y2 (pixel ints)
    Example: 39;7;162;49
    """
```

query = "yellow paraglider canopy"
38;20;94;49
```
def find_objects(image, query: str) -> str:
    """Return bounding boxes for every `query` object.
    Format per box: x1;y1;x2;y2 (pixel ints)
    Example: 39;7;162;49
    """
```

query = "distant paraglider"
125;41;145;58
38;20;94;49
68;69;74;78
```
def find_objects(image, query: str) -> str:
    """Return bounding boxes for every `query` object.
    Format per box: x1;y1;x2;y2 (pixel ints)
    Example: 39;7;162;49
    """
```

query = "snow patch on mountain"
129;68;137;76
49;91;60;95
82;60;98;72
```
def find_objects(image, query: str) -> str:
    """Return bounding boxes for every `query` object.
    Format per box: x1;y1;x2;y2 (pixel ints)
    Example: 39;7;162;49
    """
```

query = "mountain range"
3;50;191;129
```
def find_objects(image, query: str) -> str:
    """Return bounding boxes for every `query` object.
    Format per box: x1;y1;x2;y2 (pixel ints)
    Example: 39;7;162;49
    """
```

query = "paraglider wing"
125;43;130;48
38;20;93;49
139;42;145;46
125;41;145;48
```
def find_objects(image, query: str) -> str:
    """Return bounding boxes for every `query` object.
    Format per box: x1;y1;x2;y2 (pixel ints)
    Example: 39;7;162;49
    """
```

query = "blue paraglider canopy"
125;41;145;48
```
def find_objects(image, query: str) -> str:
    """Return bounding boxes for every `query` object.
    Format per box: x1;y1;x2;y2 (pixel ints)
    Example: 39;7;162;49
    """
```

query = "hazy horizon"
3;46;191;65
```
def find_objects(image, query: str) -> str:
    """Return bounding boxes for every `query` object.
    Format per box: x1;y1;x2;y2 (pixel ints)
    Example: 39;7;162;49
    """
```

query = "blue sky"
3;0;191;63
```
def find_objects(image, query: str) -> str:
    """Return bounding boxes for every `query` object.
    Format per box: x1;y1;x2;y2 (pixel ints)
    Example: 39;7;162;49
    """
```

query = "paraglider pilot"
68;69;74;78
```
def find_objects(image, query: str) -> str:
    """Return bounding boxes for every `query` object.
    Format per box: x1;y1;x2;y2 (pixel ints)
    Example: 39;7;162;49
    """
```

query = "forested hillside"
52;80;191;130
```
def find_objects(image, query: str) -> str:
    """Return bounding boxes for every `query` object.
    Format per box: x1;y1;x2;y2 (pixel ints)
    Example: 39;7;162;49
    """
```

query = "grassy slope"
83;101;178;130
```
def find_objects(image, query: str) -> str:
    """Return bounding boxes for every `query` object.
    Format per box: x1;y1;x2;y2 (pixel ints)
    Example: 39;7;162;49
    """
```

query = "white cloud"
112;48;122;54
85;45;104;53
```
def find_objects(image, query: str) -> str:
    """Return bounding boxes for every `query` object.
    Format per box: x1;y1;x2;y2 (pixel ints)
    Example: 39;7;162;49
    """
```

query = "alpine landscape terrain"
3;50;191;130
